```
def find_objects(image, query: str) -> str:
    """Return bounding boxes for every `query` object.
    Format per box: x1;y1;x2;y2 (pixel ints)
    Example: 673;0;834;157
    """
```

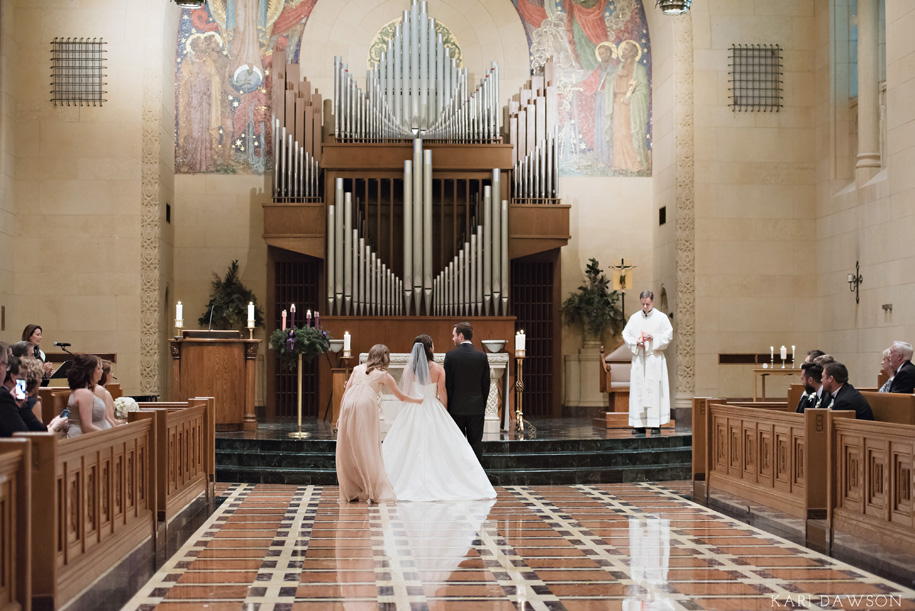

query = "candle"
315;311;320;328
176;301;183;321
247;302;255;328
791;345;795;360
290;304;296;328
306;309;312;326
515;331;522;351
282;309;287;330
343;331;351;351
780;345;787;360
770;346;774;361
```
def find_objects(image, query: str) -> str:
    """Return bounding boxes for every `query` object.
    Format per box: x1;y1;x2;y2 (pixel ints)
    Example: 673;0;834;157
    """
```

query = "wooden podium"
169;331;260;432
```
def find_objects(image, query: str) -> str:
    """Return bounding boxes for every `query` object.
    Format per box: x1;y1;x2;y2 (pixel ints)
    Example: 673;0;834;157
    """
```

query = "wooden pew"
37;387;69;425
828;407;915;554
0;438;32;611
16;422;157;609
130;397;216;525
860;391;915;424
107;383;123;401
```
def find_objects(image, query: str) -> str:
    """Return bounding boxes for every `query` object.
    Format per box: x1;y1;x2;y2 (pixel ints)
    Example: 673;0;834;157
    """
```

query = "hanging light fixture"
173;0;205;8
656;0;692;15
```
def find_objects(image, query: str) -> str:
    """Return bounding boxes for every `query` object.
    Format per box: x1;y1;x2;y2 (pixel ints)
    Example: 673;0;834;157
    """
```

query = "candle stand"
513;350;536;438
289;353;310;439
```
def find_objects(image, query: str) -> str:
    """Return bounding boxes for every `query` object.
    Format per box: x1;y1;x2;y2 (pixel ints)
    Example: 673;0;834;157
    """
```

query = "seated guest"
66;354;110;438
879;348;895;393
805;349;826;364
21;324;55;376
10;341;34;360
95;360;123;427
887;341;915;394
821;362;874;420
810;354;836;409
19;356;45;422
796;362;822;413
0;344;67;437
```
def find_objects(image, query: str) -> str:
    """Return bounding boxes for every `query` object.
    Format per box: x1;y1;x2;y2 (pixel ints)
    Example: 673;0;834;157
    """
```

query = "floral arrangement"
269;325;330;370
561;258;625;338
114;396;139;420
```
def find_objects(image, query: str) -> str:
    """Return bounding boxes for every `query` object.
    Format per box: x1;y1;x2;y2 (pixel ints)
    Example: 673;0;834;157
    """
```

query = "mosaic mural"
175;0;316;174
513;0;652;177
368;18;463;70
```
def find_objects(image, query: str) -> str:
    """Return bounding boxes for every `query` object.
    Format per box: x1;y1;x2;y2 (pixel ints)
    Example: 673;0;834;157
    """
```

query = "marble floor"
122;482;915;611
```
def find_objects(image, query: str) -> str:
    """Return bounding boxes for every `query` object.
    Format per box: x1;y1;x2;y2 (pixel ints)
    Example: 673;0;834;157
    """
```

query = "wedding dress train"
383;382;496;501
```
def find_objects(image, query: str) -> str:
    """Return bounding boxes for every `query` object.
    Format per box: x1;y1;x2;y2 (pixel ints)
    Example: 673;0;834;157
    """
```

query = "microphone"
208;305;215;331
54;342;71;348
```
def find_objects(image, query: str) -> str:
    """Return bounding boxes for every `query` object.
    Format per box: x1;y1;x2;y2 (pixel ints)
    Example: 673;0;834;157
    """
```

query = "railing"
0;439;31;611
132;398;216;524
18;420;157;608
703;403;854;518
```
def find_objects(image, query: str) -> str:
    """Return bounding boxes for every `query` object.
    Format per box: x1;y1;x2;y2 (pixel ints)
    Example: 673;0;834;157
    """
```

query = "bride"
382;335;497;501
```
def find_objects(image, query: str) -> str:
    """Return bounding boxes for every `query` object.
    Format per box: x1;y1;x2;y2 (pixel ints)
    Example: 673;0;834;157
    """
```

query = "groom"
444;322;491;461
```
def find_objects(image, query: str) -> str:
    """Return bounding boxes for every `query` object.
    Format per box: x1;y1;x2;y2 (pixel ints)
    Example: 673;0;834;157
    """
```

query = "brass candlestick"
514;351;536;438
289;353;310;439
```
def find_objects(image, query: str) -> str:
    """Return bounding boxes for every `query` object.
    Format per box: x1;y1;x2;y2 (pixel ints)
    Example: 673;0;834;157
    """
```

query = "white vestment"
622;308;673;427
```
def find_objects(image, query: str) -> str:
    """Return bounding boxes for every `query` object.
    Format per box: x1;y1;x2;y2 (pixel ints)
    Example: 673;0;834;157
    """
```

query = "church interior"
2;0;915;608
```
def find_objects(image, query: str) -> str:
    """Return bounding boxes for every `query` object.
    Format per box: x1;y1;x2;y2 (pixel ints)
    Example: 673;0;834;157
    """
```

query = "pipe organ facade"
265;0;568;322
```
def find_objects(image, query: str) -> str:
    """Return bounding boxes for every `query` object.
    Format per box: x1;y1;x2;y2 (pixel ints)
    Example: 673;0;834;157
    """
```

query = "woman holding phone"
0;346;67;436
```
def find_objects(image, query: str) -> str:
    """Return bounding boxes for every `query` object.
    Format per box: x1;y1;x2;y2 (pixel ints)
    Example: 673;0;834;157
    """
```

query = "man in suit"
888;341;915;394
821;361;874;420
444;322;491;461
795;362;822;413
811;354;836;409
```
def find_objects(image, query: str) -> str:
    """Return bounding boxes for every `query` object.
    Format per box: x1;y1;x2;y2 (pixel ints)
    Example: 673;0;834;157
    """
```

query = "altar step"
215;434;691;486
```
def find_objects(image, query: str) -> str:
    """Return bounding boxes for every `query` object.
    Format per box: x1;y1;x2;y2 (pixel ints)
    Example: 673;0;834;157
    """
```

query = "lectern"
169;330;260;431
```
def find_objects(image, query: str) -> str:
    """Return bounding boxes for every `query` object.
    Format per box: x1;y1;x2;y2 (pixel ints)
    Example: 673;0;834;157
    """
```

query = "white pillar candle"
770;346;774;360
176;301;183;321
343;331;351;352
780;345;787;360
792;345;795;359
247;302;255;327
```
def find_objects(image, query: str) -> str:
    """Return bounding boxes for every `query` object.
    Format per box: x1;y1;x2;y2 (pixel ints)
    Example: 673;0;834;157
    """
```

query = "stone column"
856;0;881;181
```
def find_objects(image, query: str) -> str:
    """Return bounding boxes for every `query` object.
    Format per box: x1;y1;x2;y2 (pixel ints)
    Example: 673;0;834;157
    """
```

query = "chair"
593;344;632;428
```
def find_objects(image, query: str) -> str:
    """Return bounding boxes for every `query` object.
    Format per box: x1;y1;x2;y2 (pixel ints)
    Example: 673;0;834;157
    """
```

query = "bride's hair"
365;344;390;373
414;334;433;362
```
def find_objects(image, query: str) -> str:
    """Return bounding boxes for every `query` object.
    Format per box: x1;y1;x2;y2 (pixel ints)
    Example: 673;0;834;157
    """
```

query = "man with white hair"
888;341;915;394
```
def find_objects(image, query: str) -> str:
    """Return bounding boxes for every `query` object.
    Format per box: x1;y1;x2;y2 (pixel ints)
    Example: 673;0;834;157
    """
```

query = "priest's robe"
621;308;673;427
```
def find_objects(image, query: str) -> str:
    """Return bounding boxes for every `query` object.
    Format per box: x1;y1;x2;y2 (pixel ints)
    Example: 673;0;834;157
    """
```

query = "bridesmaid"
335;344;421;503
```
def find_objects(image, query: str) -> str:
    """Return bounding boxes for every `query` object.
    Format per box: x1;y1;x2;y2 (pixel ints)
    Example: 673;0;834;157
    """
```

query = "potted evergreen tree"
561;258;625;346
198;260;265;332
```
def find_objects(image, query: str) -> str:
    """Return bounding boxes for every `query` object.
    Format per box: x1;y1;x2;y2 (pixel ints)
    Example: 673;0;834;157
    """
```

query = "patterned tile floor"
124;483;915;610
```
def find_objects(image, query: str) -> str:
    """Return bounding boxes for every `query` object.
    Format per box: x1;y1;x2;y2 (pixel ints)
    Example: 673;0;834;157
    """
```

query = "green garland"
269;326;330;370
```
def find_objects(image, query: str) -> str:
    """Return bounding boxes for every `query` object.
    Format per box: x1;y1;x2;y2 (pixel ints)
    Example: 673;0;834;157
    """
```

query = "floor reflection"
385;500;496;588
625;515;676;610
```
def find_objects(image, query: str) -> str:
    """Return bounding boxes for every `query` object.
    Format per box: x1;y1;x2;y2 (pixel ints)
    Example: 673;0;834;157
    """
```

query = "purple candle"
306;309;312;327
315;311;320;328
290;304;295;328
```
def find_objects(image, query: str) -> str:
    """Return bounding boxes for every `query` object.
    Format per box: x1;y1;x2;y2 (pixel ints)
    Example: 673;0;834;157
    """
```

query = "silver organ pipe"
422;149;433;314
403;160;413;312
412;139;423;313
335;179;344;313
327;204;335;314
483;186;492;315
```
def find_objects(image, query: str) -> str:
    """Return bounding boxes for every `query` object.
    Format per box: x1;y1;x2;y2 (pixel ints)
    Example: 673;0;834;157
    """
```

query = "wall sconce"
847;261;863;304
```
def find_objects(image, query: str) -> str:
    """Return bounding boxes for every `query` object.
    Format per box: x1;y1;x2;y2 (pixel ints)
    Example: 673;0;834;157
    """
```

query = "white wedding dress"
383;381;497;501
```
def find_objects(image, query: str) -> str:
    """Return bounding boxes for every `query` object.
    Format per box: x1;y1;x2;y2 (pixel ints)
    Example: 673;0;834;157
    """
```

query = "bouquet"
269;325;330;370
114;396;139;420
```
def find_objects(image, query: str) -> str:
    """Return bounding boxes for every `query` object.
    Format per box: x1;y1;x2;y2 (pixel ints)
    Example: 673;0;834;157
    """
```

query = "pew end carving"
0;438;32;611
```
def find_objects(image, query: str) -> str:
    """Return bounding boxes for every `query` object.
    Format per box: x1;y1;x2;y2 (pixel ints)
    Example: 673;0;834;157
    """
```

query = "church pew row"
131;398;216;524
0;438;32;611
18;421;158;609
828;394;915;554
4;397;217;610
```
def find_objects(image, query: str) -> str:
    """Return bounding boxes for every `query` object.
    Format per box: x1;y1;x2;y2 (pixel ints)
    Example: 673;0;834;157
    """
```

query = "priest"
621;290;673;436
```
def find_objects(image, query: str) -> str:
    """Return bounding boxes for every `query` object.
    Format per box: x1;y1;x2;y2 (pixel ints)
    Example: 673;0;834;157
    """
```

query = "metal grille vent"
50;38;107;106
728;44;782;112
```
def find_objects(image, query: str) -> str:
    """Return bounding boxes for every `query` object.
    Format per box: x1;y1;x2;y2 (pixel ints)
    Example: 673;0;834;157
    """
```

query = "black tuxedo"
829;383;874;421
889;361;915;394
795;393;817;414
444;342;491;460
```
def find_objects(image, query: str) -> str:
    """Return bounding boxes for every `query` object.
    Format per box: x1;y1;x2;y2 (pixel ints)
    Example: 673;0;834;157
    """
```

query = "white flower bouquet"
114;396;139;420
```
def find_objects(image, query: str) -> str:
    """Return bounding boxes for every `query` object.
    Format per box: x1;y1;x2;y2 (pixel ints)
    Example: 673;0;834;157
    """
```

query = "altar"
359;351;511;435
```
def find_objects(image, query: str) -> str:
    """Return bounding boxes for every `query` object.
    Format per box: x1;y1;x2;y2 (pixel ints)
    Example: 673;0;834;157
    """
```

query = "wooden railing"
0;439;32;611
827;392;915;553
18;420;157;609
132;398;216;524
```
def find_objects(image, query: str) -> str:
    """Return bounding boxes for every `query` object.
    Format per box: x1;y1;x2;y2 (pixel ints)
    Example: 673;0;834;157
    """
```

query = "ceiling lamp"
656;0;692;14
173;0;205;8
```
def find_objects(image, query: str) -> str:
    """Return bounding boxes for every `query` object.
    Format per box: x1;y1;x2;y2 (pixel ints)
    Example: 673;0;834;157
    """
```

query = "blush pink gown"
335;365;396;503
